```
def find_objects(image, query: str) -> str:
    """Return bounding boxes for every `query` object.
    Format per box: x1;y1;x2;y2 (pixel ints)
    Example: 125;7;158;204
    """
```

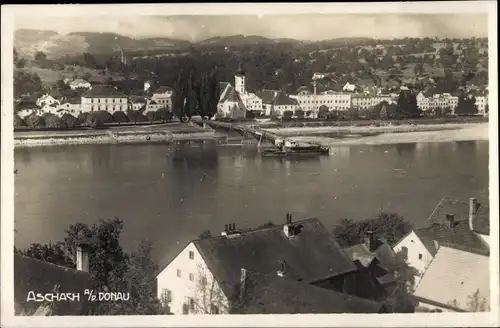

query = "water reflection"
395;143;417;157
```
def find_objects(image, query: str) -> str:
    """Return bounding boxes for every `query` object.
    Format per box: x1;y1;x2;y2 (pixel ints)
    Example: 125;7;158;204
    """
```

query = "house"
69;79;91;91
475;95;488;114
342;82;358;92
58;97;82;116
156;217;359;315
36;90;63;108
295;91;352;114
14;244;96;316
393;197;489;285
129;96;146;111
256;89;279;116
143;99;162;115
413;246;489;312
151;86;173;109
81;85;128;113
232;269;386;314
271;91;299;116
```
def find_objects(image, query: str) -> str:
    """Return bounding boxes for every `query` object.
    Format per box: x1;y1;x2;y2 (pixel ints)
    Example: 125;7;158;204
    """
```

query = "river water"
14;140;489;266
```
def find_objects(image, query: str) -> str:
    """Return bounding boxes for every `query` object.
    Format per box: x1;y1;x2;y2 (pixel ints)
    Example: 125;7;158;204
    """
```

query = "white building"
81;85;128;113
151;86;173;109
129;96;146;111
156;218;361;315
295;91;352;113
475;95;488;114
342;82;358;92
36;90;63;108
216;71;250;119
351;94;392;110
58;98;82;117
68;79;91;91
393;197;489;287
416;92;459;113
143;100;163;115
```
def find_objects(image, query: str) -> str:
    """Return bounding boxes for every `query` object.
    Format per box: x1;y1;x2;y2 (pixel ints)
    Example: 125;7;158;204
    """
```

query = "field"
16;65;123;85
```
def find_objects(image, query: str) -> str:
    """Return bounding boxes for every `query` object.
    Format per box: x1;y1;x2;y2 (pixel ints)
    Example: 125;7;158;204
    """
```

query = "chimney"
76;243;90;273
286;213;293;224
445;213;455;228
239;268;247;302
364;231;375;252
469;198;478;231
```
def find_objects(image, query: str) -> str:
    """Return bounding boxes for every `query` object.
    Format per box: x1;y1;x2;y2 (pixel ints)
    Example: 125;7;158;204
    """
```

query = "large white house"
81;85;128;113
68;79;92;91
156;218;371;315
393;197;489;287
294;90;352;113
151;86;173;109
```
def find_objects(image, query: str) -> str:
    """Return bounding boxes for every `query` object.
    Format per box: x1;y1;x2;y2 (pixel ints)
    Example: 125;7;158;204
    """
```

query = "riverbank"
13;121;488;148
284;122;488;146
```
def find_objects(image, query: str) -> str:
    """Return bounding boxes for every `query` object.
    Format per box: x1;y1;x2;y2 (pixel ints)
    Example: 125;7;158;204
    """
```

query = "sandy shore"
284;123;489;146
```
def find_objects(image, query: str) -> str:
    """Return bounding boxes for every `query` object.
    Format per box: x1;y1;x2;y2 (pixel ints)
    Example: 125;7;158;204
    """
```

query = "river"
14;140;489;266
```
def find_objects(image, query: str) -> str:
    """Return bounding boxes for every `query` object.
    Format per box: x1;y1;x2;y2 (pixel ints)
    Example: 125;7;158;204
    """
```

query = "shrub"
42;113;63;128
112;111;130;124
14;115;27;128
61;113;77;128
282;110;293;120
25;114;46;129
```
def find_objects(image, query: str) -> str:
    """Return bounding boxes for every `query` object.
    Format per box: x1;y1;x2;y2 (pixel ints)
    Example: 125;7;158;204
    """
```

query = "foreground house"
413;246;489;312
393;197;489;285
156;217;363;314
14;245;95;315
233;269;386;314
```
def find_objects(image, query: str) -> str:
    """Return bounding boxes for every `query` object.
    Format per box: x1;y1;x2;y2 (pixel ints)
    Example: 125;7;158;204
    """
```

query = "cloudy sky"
14;13;488;41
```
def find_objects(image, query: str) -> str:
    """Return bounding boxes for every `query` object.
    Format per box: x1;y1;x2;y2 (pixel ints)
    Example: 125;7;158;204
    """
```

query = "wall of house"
151;94;172;108
393;231;434;286
81;97;128;112
156;243;229;315
218;101;246;119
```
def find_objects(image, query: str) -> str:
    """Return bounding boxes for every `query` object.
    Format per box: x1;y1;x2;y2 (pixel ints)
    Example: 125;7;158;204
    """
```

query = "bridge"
190;118;281;146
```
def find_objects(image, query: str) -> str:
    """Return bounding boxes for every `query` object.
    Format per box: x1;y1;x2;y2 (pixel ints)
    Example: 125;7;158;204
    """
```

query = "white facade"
59;102;82;116
393;230;434;286
342;82;357;92
475;96;488;114
217;100;246;119
143;100;162;115
352;95;393;110
295;92;351;112
151;89;173;109
235;75;245;95
69;79;91;91
416;92;459;113
240;93;263;113
156;243;229;315
81;97;128;113
36;95;59;108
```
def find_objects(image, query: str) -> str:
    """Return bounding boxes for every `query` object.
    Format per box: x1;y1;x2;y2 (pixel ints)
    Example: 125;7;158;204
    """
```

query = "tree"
42;113;63;129
112;111;130;125
34;51;47;61
198;230;212;240
379;106;388;120
396;89;421;118
155;107;173;123
14;71;43;97
14;115;27;128
332;212;413;248
282;110;293;120
318;105;329;119
76;112;91;127
383;251;418;313
191;264;229;314
61;113;77;128
466;289;489;312
127;110;147;124
295;109;305;119
455;94;478;115
25;114;46;129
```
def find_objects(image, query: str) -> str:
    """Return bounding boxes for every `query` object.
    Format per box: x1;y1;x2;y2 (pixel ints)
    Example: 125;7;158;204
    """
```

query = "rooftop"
193;218;357;296
273;91;298;106
256;90;278;104
154;86;173;94
233;269;384;314
414;246;489;312
82;85;127;98
14;254;96;315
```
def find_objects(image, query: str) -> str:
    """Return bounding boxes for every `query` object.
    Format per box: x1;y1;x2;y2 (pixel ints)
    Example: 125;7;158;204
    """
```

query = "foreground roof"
233;270;384;314
193;218;357;295
344;240;396;272
82;85;127;98
427;197;489;236
414;246;489;312
14;254;96;316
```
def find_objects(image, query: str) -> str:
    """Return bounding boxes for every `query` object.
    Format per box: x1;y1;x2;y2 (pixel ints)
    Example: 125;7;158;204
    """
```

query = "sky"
14;13;488;42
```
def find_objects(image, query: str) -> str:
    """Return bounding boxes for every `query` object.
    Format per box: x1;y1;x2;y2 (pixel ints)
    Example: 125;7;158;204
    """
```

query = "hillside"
14;30;192;59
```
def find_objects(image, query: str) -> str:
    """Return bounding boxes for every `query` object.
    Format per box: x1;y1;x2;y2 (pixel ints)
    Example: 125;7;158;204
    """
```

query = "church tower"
234;64;246;95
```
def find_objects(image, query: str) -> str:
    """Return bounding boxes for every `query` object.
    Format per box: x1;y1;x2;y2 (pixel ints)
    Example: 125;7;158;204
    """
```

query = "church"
217;67;263;119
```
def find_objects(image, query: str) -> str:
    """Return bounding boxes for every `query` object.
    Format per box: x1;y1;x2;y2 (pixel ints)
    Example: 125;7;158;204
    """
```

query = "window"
189;273;194;281
188;297;195;311
176;269;182;278
418;253;423;260
200;276;207;286
189;251;194;260
161;288;172;302
210;304;219;314
182;303;189;314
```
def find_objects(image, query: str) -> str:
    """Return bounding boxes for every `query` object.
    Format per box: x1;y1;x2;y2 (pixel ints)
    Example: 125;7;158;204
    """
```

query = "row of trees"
14;108;173;130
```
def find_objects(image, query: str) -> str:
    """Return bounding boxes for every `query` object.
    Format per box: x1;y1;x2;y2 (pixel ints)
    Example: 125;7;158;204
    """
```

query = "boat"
261;139;330;157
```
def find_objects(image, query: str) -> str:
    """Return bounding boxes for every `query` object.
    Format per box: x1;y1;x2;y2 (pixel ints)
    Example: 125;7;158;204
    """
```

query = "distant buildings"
151;86;173;109
81;85;128;113
68;79;91;91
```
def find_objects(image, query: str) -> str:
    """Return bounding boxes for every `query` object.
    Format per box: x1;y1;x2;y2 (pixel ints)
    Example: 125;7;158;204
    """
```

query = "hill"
14;30;192;59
